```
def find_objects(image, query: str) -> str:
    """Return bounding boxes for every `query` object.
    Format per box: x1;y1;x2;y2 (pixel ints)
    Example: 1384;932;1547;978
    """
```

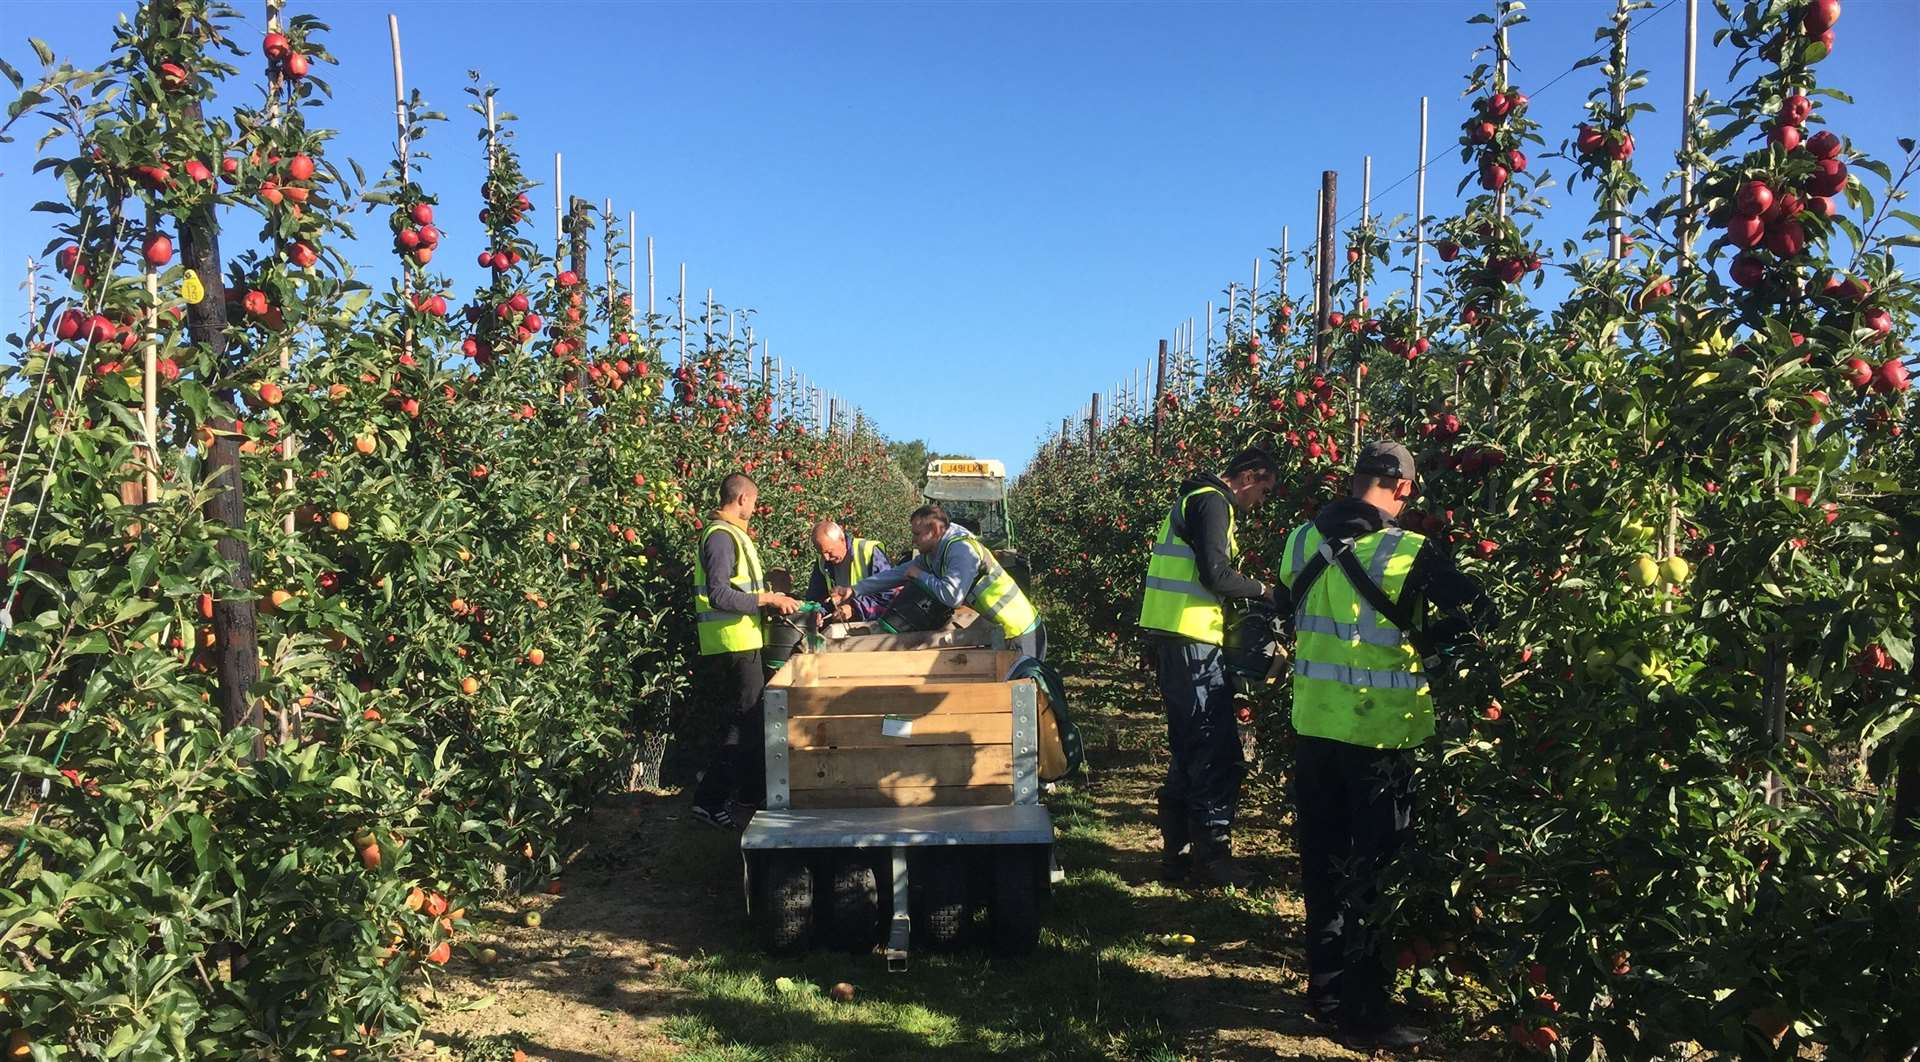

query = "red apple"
1727;214;1766;248
283;52;310;79
397;228;422;250
1509;148;1528;172
410;201;434;226
287;154;315;181
1609;132;1635;161
1802;0;1840;34
1805;158;1848;197
1437;240;1461;262
289;242;318;268
184;159;212;182
1764;219;1807;257
142;232;174;266
1872;357;1909;394
1780;94;1813;125
1469;121;1495;144
56;308;85;341
1807;130;1842;159
1729;253;1766;289
1861;307;1892;342
1843;356;1873;388
1479;162;1511;190
1735;180;1774;217
1770;124;1803;151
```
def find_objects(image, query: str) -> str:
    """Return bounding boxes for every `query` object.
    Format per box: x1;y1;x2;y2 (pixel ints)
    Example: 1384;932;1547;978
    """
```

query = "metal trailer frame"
740;677;1053;970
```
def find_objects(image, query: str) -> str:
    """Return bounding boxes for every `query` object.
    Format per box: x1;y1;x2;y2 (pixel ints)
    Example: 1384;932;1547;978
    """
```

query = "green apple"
1629;555;1659;587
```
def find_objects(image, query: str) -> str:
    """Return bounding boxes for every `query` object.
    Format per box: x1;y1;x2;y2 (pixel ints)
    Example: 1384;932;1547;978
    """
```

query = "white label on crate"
881;715;912;738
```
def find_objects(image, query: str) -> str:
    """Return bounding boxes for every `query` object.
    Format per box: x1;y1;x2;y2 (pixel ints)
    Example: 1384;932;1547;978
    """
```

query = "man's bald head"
812;520;848;563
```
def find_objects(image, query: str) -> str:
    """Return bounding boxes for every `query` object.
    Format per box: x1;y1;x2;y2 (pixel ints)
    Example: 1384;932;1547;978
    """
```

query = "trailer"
739;648;1054;970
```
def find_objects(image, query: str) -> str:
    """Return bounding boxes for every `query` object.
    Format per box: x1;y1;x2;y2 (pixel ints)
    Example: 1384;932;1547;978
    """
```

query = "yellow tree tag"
182;269;205;304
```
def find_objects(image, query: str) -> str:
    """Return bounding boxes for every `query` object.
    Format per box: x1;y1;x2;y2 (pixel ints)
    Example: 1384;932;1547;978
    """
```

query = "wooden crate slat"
774;649;1016;688
785;682;1016;718
787;784;1015;809
789;745;1012;790
788;713;1012;749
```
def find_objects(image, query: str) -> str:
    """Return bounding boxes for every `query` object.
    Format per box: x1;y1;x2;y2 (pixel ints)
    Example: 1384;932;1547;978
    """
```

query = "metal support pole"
1414;97;1429;332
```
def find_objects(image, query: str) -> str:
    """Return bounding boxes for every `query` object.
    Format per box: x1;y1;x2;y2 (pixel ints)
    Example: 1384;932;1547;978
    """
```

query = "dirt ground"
411;664;1483;1061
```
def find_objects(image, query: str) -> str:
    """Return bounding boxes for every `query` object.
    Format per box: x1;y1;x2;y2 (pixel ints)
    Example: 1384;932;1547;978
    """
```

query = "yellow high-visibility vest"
694;520;768;655
1277;523;1430;748
1138;484;1237;644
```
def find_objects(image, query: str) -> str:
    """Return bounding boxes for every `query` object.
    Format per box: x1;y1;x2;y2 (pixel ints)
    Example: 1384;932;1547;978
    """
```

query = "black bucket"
765;613;810;677
877;579;954;634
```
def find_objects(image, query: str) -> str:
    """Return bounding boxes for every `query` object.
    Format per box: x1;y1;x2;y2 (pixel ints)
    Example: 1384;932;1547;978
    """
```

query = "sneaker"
691;803;740;830
1335;1019;1429;1050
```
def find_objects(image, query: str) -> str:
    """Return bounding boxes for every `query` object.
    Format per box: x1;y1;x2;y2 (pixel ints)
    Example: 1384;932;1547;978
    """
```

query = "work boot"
1191;830;1254;890
1335;1019;1429;1050
1156;787;1192;883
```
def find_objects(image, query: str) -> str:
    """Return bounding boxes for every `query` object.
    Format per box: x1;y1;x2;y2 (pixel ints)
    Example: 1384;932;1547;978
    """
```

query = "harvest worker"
839;503;1045;659
1137;446;1281;889
692;472;802;830
1272;441;1495;1049
805;519;893;622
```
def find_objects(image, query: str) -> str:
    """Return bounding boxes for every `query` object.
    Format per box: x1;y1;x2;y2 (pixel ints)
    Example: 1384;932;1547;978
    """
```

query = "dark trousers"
1293;734;1415;1023
1153;637;1244;842
1009;621;1048;662
693;648;765;808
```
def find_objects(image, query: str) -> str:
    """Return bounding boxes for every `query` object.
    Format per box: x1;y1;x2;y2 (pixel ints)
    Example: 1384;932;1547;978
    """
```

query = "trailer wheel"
922;849;969;951
989;847;1042;957
758;853;814;954
829;855;882;953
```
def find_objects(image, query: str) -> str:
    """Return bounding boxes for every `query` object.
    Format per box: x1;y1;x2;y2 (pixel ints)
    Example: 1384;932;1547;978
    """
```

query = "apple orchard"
0;0;1915;1060
0;3;917;1058
1014;0;1915;1057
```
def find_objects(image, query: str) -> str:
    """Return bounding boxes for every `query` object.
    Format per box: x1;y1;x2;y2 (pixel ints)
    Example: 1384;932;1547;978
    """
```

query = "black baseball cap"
1355;441;1420;491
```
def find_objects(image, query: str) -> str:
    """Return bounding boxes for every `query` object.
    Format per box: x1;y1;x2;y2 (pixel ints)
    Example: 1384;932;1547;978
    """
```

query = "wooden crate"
764;649;1036;810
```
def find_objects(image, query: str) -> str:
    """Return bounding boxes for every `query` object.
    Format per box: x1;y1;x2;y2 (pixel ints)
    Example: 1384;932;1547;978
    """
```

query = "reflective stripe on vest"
694;521;768;655
932;531;1038;639
1279;522;1431;748
1137;485;1236;644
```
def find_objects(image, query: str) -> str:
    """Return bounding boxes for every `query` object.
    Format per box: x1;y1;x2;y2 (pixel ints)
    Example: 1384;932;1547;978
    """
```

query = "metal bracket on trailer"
1010;681;1040;805
885;847;910;972
763;687;790;811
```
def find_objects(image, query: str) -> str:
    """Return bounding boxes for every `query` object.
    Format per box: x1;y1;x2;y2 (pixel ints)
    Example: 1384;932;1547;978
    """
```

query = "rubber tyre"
921;850;969;951
829;855;882;953
989;847;1042;957
759;853;814;955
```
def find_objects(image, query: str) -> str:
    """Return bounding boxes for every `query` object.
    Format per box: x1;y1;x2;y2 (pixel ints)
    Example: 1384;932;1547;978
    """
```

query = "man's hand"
758;592;803;615
832;603;855;622
828;586;854;605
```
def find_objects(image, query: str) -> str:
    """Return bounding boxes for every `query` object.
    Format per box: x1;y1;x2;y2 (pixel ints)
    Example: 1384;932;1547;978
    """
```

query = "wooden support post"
1088;391;1101;443
603;198;615;317
175;99;262;761
628;211;638;313
569;197;589;288
1227;283;1238;343
1495;4;1511;220
1314;170;1337;371
553;153;564;267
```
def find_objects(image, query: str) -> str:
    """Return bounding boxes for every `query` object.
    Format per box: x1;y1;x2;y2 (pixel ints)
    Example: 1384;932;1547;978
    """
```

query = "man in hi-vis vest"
805;519;893;621
692;472;802;830
844;503;1045;659
1273;441;1494;1049
1137;447;1281;889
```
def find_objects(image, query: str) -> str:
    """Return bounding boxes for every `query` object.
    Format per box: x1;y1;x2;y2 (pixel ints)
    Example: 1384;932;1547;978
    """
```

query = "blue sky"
3;1;1915;474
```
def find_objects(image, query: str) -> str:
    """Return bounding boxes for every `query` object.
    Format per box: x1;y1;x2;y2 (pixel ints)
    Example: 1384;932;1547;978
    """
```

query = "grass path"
411;661;1474;1061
